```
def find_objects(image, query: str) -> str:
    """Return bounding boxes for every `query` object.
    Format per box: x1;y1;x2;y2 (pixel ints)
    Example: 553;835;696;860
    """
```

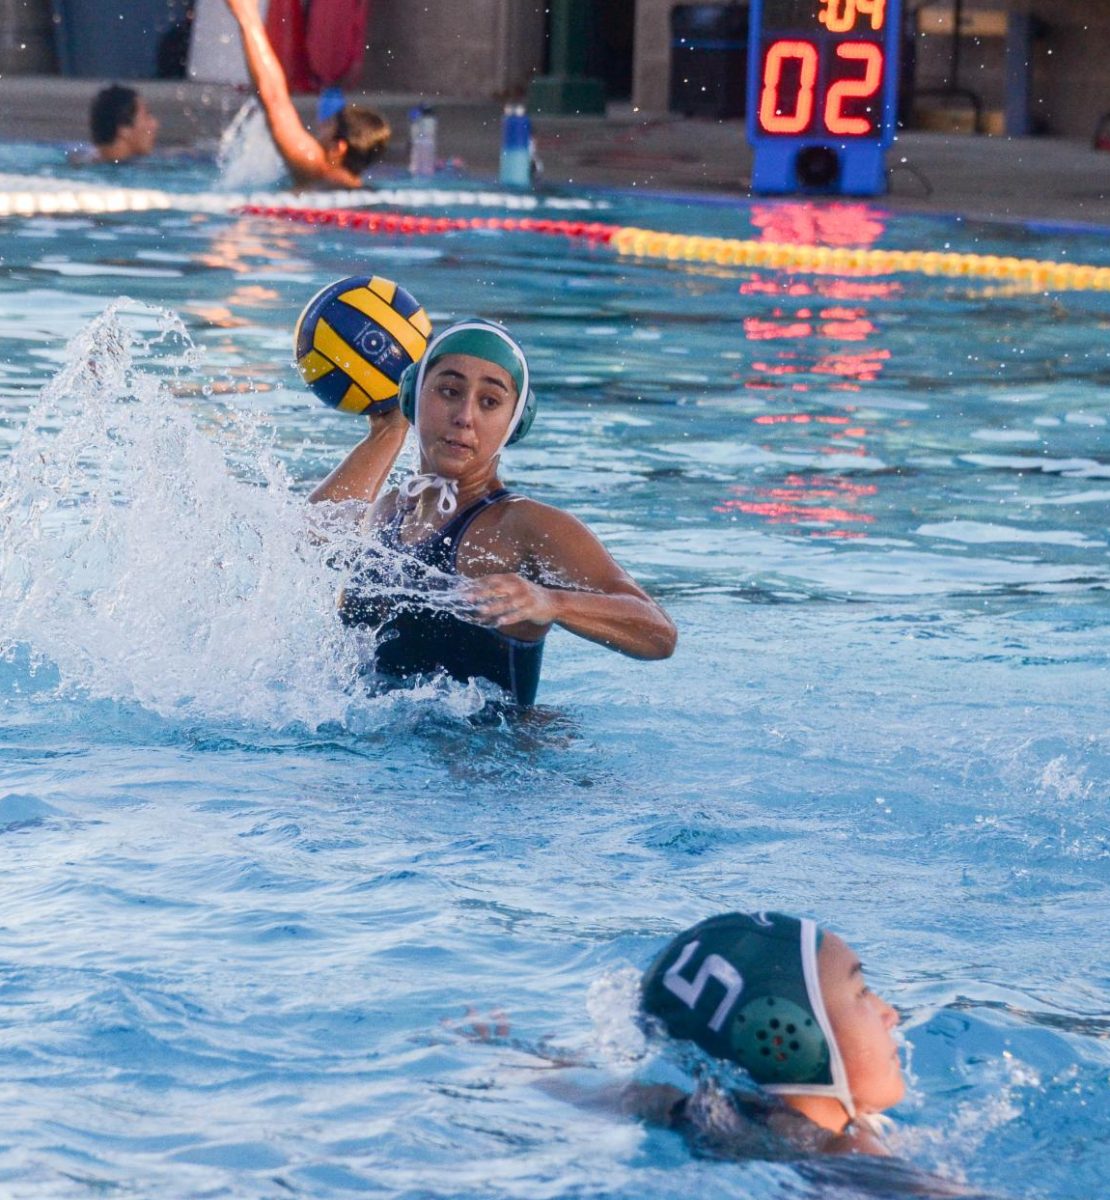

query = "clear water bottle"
499;103;533;188
408;104;437;177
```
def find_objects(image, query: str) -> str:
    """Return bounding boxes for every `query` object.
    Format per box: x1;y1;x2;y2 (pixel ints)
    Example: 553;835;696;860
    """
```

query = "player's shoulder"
498;494;587;538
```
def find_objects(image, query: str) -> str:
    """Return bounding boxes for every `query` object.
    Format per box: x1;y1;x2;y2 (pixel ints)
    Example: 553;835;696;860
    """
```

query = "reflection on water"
715;474;876;538
725;205;898;538
751;201;887;247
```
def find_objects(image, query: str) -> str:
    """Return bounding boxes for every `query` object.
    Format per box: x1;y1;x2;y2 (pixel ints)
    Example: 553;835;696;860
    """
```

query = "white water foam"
586;966;648;1066
888;1049;1040;1182
215;99;288;192
0;301;367;728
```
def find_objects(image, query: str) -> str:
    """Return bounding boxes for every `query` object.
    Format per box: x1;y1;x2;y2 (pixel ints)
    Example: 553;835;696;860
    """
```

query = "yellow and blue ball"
294;275;432;414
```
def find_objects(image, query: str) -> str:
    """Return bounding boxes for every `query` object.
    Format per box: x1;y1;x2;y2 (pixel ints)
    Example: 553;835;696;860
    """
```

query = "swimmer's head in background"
640;911;854;1118
328;105;391;175
399;318;537;452
90;84;139;147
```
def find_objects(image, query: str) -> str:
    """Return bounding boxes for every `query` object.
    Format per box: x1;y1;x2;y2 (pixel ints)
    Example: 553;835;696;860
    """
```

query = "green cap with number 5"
640;911;853;1115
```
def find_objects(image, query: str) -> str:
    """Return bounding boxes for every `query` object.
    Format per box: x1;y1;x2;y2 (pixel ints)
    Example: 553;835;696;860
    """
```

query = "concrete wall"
357;0;545;101
633;0;713;115
632;0;1110;139
0;0;55;74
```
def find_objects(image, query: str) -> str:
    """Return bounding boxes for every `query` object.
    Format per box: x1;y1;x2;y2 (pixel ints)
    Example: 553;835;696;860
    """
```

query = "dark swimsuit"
338;488;546;706
669;1087;977;1196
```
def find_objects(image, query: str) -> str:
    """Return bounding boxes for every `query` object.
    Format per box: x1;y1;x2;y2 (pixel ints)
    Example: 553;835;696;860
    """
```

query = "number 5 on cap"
663;940;745;1032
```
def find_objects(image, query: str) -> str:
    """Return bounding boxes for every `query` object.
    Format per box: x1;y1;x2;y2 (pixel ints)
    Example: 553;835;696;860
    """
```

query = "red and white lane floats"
239;203;1110;293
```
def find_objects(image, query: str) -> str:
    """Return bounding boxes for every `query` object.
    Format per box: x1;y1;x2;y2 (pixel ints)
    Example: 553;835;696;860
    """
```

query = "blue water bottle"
499;104;533;188
317;86;345;123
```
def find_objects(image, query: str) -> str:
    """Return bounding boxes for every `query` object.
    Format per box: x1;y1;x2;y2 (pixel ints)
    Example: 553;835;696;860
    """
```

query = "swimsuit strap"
438;488;512;564
378;499;409;552
380;488;514;567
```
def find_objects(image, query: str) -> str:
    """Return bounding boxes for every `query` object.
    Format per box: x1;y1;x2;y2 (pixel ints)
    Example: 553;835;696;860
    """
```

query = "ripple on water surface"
0;192;1108;1199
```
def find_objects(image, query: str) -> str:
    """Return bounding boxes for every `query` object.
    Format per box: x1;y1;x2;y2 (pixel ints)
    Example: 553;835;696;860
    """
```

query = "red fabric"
305;0;371;87
265;0;314;93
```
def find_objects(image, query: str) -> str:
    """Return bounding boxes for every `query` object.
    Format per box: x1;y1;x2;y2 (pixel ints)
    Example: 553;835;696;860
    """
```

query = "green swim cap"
427;323;526;397
409;317;535;449
640;911;853;1116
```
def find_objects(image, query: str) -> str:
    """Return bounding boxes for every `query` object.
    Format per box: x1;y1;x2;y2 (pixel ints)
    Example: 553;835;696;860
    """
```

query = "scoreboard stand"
751;141;887;195
746;0;903;196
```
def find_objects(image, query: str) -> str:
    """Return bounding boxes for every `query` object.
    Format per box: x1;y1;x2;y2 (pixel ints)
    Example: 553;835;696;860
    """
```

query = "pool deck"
0;76;1108;229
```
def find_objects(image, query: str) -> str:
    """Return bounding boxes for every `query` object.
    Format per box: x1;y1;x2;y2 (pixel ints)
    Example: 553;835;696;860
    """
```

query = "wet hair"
90;84;139;147
333;106;391;175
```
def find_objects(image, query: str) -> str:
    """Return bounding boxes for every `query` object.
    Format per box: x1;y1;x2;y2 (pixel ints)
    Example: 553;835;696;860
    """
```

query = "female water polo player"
308;318;676;705
637;911;905;1157
224;0;389;189
451;912;985;1191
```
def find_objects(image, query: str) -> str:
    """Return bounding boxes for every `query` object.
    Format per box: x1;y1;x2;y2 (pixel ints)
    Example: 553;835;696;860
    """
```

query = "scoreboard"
746;0;902;195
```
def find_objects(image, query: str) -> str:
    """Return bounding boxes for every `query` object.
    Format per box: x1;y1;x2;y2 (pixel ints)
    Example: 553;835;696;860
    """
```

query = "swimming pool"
0;154;1107;1199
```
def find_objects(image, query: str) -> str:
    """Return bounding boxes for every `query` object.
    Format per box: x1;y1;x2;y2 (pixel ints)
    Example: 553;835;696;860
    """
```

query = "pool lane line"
0;180;606;220
238;204;1110;293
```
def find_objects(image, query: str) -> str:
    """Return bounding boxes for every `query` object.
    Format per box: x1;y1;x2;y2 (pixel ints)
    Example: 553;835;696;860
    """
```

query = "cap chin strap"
399;472;459;516
857;1112;895;1138
762;917;856;1122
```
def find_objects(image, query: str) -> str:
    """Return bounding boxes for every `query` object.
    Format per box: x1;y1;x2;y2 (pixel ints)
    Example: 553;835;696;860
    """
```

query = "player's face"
417;354;517;475
125;99;159;156
817;932;905;1114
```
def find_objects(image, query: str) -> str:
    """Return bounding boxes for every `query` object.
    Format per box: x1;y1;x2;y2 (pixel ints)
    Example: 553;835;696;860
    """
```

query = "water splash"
1037;755;1093;803
889;1049;1040;1182
586;966;648;1066
0;301;365;728
215;99;287;191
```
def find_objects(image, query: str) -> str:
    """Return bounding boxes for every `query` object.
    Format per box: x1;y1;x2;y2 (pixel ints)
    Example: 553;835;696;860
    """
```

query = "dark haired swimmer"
309;319;676;705
82;85;159;164
453;912;988;1194
224;0;389;189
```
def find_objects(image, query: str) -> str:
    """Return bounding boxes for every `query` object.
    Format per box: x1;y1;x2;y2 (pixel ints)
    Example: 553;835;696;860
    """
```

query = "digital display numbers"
758;37;883;137
757;0;888;139
747;0;902;194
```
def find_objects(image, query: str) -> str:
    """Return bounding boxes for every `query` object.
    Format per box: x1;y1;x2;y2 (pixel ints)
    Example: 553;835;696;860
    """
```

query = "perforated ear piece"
398;361;418;424
727;996;830;1084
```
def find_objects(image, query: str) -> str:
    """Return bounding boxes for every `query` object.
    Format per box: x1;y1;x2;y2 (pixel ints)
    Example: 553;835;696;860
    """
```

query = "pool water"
0;158;1108;1199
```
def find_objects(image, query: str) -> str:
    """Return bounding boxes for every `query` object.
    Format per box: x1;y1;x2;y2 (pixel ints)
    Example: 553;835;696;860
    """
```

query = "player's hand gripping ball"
294;275;432;414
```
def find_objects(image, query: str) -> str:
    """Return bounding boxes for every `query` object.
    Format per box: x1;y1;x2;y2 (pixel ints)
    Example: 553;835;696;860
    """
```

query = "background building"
1;0;1106;141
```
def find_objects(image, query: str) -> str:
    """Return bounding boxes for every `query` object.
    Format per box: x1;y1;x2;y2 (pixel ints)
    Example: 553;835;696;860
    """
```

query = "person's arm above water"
308;407;408;506
224;0;363;189
462;502;677;661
